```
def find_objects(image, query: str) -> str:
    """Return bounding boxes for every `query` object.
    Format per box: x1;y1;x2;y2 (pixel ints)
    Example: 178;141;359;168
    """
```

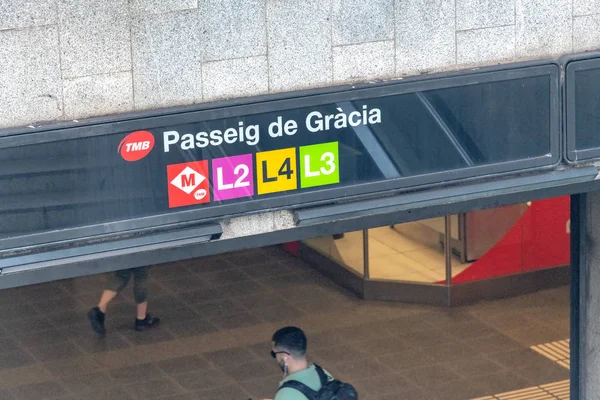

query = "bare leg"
89;270;132;335
136;301;148;320
97;290;118;313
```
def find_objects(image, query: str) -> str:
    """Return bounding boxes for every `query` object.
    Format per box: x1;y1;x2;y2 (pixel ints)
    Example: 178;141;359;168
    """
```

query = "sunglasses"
270;350;290;358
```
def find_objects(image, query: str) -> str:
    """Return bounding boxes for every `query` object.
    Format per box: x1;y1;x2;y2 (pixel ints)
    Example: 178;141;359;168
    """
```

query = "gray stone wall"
0;0;599;128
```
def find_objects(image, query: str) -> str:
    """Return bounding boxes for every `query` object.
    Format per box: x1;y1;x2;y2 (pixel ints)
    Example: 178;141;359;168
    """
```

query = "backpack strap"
313;364;330;386
279;380;318;400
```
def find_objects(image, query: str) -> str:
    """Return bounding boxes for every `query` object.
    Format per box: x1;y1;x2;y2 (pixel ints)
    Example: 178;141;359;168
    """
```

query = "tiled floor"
473;340;571;400
473;380;569;400
532;340;571;370
0;246;570;400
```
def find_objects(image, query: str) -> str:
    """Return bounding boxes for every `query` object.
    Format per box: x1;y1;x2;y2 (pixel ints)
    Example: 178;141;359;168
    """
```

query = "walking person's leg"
131;266;160;331
87;269;132;335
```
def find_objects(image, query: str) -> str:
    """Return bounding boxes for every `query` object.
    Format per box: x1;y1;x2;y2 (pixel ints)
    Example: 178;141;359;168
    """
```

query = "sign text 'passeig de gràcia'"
162;105;382;152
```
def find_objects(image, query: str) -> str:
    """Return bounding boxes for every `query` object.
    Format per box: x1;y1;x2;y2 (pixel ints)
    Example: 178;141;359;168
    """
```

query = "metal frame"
294;167;598;225
570;193;585;400
0;62;561;251
0;224;222;269
0;219;220;255
362;229;370;280
445;215;452;286
0;229;221;289
362;215;452;288
1;167;597;291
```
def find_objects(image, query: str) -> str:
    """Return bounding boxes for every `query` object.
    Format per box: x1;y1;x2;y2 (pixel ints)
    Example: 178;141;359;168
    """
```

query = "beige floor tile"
369;254;426;280
368;227;427;252
342;259;365;275
403;248;446;269
397;272;443;283
368;238;402;258
369;260;445;283
329;232;364;260
415;269;446;282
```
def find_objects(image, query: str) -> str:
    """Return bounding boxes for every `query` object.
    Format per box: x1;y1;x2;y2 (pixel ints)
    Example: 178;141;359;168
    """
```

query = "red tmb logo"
167;161;210;208
118;130;155;161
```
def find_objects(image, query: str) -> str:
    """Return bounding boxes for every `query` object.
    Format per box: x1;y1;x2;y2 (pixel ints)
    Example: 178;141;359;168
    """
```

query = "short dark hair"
272;326;307;357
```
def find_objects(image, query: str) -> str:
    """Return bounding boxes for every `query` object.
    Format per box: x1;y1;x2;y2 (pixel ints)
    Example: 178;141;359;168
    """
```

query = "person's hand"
261;398;273;400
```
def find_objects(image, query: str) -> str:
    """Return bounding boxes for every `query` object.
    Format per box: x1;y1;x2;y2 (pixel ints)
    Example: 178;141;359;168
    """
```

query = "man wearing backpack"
262;326;358;400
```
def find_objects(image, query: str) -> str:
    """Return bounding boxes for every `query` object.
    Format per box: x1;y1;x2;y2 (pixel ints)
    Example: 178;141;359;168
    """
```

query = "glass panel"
302;231;364;276
367;220;447;283
302;197;570;285
423;77;551;164
450;206;526;283
369;75;552;173
573;67;600;151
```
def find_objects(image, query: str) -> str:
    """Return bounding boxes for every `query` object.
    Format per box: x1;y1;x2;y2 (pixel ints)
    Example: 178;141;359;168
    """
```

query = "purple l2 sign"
211;154;254;201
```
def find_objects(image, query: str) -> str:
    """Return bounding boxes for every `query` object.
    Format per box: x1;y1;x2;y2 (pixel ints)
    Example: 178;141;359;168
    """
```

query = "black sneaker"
87;307;106;335
135;314;160;331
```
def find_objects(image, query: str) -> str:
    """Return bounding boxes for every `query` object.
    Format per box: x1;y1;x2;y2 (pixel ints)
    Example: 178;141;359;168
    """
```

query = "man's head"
271;326;307;373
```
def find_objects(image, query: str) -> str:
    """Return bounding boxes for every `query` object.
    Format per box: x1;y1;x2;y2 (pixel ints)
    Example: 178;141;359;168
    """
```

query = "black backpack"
279;364;358;400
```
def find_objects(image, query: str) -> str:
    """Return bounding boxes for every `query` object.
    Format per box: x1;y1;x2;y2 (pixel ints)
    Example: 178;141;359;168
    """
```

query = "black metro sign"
0;63;559;241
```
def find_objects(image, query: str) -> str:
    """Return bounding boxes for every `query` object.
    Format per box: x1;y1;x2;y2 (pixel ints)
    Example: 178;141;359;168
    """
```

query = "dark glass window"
365;74;552;175
575;68;600;150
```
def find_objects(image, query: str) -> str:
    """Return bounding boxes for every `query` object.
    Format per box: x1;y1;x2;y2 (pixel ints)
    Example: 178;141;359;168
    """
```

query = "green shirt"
274;364;332;400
